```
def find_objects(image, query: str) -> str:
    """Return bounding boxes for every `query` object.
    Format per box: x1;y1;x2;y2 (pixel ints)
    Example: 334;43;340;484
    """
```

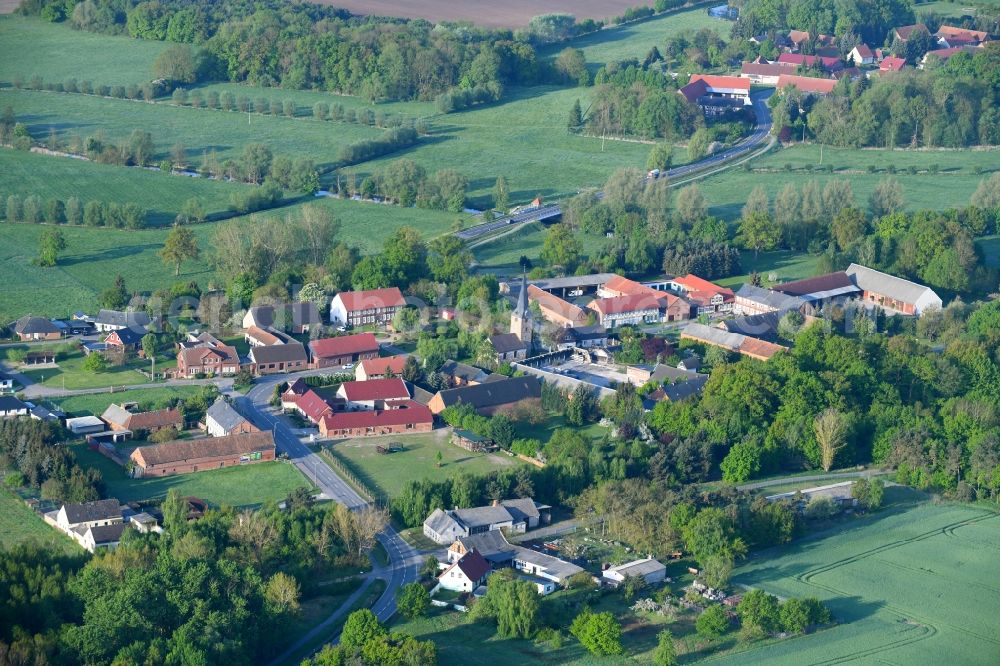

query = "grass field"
21;350;152;390
329;430;525;498
0;15;167;87
0;488;80;553
0;149;247;226
51;385;207;417
319;0;644;27
71;443;311;506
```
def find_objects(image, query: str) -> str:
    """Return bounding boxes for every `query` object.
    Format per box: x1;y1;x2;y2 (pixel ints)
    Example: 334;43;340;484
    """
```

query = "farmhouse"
934;24;990;47
93;309;152;333
423;498;549;544
176;334;240;377
101;403;183;434
772;271;861;311
527;284;587;327
668;274;735;315
0;396;30;418
438;360;491;387
244;325;288;348
309;333;380;368
587;293;660;328
602;558;667;587
204;397;258;437
845;264;942;316
740;59;797;85
438;549;491;593
892;23;929;42
849;44;875;66
682;323;788;361
427;375;542;416
879;56;907;72
776;74;839;95
447;530;583;587
47;499;127;552
129;430;276;477
920;46;978;67
776;52;844;71
318;400;433;438
488;333;528;363
13;316;61;341
679;74;751;114
242;301;321;334
248;342;308;374
329;287;405;327
104;327;144;354
355;355;407;381
336;377;410;410
292;389;338;424
734;284;806;316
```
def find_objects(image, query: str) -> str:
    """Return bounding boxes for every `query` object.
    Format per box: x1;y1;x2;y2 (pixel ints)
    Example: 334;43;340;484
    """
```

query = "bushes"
337;127;420;165
2;195;146;228
435;84;502;113
228;181;283;214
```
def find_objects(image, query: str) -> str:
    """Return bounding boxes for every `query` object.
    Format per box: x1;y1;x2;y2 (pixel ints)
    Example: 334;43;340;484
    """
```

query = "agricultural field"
0;15;166;87
319;0;645;27
50;385;208;417
329;430;525;498
0;488;80;554
71;443;311;506
0;149;246;226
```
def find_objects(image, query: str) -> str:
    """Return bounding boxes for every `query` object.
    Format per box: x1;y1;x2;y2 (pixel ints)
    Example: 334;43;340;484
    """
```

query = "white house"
849;44;875;66
437;549;491;592
0;396;29;418
204;397;257;437
845;264;943;316
329;287;405;327
48;499;128;552
602;558;667;587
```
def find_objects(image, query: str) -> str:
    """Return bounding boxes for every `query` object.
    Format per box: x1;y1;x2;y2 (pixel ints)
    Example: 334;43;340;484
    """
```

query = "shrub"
696;604;730;639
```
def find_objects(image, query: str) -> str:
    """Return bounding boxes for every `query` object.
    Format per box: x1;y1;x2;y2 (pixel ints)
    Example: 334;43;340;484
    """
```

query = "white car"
343;363;355;370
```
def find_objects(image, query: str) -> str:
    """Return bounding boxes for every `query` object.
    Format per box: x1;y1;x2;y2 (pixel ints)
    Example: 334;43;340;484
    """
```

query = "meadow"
50;385;207;417
328;430;525;498
21;349;153;390
0;488;80;553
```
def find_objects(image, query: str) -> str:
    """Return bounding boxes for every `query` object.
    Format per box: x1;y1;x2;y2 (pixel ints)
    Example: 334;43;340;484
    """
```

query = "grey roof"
108;327;144;346
660;375;708;402
439;360;489;383
514;269;530;318
736;284;805;312
250;342;308;364
512;546;584;581
101;403;132;428
205;398;249;433
677;354;701;371
718;311;785;338
845;264;941;307
525;273;618;291
410;385;435;405
0;396;29;412
454;504;514;529
87;522;127;544
457;531;518;562
502;498;541;523
13;316;60;335
248;302;322;329
683;323;744;350
772;272;860;301
434;376;542;410
489;333;527;354
649;364;700;384
555;325;609;344
607;557;666;577
424;508;462;536
63;499;122;524
95;309;151;328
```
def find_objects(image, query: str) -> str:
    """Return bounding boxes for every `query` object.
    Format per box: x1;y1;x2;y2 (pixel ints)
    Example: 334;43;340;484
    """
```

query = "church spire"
515;268;529;318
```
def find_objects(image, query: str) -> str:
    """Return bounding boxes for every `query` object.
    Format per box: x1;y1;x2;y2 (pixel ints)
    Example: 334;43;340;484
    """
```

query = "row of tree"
3;194;147;228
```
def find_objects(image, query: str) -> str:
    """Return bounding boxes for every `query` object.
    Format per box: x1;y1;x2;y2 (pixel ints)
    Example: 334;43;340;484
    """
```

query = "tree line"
0;419;102;502
2;193;147;228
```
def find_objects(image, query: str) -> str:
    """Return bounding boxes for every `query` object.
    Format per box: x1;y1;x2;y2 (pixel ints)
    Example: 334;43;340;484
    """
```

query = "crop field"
51;386;207;417
0;15;166;86
0;149;246;225
0;488;80;554
715;492;1000;665
320;0;647;27
329;430;525;498
0;88;383;169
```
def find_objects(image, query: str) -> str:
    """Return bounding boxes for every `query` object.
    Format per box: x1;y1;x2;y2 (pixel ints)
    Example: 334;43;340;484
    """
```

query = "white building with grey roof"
602;557;667;587
423;498;550;544
845;264;942;316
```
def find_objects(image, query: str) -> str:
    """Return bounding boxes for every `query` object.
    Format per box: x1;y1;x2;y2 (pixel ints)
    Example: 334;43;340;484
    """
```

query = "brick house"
355;356;407;381
318;400;433;438
13;316;62;341
130;431;276;477
329;288;406;328
308;333;380;368
176;334;240;377
248;342;308;375
101;403;183;433
336;377;410;410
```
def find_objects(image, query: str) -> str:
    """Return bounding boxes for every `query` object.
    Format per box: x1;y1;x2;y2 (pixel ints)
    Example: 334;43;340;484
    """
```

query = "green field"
0;149;247;225
51;385;207;417
21;350;152;390
0;88;382;169
0;15;167;87
329;430;525;498
72;443;310;506
0;488;80;554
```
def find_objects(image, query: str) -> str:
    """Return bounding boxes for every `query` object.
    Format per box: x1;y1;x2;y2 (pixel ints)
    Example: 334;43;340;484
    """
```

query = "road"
239;374;422;663
455;89;774;242
736;469;887;491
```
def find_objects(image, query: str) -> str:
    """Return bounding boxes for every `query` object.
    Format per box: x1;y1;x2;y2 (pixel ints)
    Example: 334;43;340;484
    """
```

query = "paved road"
737;469;887;491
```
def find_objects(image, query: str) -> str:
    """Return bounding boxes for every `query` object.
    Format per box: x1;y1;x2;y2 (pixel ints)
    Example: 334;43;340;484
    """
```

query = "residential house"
845;263;942;316
934;24;990;47
438;549;492;592
355;355;407;381
204;397;258;437
93;309;152;333
776;74;839;95
130;431;276;477
678;354;702;372
776;52;844;71
438;360;491;387
740;59;798;85
447;530;583;587
48;499;126;552
423;498;549;544
668;274;735;316
734;284;806;316
849;44;875;65
248;342;308;375
104;327;144;354
879;56;907;72
587;294;661;328
681;323;787;361
280;378;310;409
318;400;433;438
428;375;542;416
553;325;610;350
489;333;528;363
772;271;861;311
602;558;667;587
329;287;406;327
13;316;62;341
78;524;128;552
0;396;30;418
336;377;410;410
242;301;322;334
101;404;183;434
291;389;338;424
176;334;240;377
309;333;380;368
788;29;811;50
244;325;289;348
920;45;978;67
891;23;929;42
0;371;13;393
679;74;752;114
527;285;587;327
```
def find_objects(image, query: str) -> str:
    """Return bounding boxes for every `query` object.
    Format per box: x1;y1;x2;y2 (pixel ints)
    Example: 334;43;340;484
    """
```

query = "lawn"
513;412;610;446
71;443;311;506
472;222;608;275
0;15;167;87
21;350;152;390
715;249;823;289
0;148;247;226
0;487;81;554
0;88;383;169
329;430;525;498
51;385;208;417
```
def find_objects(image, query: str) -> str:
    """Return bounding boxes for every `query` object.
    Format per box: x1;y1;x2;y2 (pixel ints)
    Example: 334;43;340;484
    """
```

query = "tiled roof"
588;293;662;316
688;73;751;90
95;309;151;329
672;274;734;297
736;284;805;312
447;549;491;583
776;74;839;94
178;343;239;366
894;23;928;40
739;336;787;360
434;376;542;410
339;377;409;402
772;271;859;298
359;356;407;377
335;287;405;312
62;498;121;524
297;390;336;422
777;53;842;69
246;326;285;346
250;342;308;364
13;316;60;335
309;333;379;359
205;398;249;433
880;56;907;71
489;333;527;354
125;407;182;431
527;285;585;322
132;431;275;467
320;400;432;431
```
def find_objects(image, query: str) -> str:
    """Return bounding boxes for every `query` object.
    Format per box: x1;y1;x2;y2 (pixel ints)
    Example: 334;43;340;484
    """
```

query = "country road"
736;469;888;491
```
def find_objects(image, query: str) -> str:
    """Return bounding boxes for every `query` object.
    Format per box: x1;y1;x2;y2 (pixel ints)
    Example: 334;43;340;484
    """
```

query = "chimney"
492;499;501;507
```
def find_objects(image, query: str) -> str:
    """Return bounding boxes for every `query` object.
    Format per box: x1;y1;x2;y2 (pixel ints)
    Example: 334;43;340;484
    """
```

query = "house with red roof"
678;74;751;115
892;23;929;42
293;389;338;424
355;355;407;381
587;293;664;328
879;56;907;72
318;400;433;438
329;287;406;328
740;59;798;85
336;377;410;410
667;275;735;316
788;29;811;50
175;334;240;377
776;53;844;71
934;25;990;48
849;44;875;66
920;46;978;68
438;548;491;593
593;275;689;325
308;333;380;368
776;74;839;95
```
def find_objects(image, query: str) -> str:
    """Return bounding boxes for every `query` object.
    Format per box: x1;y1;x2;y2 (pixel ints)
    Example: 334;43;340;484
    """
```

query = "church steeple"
510;269;533;349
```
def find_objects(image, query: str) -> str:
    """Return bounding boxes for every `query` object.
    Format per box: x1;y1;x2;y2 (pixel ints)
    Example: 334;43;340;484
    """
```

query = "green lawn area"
472;222;608;274
329;430;525;498
513;412;609;446
51;385;207;417
0;487;81;554
0;15;167;87
71;443;311;506
21;350;152;390
0;88;383;169
0;149;247;226
715;249;823;289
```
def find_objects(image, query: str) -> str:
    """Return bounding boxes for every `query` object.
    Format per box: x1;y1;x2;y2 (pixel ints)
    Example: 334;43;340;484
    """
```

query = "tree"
675;184;707;226
160;224;200;276
652;630;677;666
476;572;539;638
493;175;510;212
687;127;713;161
396;582;430;619
682;508;747;581
851;477;884;510
65;197;82;225
82;352;109;373
36;228;66;267
153;44;198;83
869;177;904;218
265;572;301;614
178;197;205;224
831;207;867;251
737;589;781;633
737;211;781;257
570;610;623;656
340;609;387;652
141;333;157;361
971;172;1000;210
813;408;848;471
696;605;730;639
646;143;673;172
742;186;769;219
100;274;130;309
298;283;328;315
540;223;582;270
554;48;588;84
568;98;583;132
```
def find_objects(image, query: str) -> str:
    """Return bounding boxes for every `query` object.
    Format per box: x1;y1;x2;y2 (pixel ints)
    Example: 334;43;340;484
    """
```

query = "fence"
321;446;391;508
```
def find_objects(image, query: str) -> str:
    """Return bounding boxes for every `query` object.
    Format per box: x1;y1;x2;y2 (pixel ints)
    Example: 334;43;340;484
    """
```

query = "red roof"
320;400;432;431
688;74;750;91
776;74;838;94
924;46;975;61
741;61;797;77
672;275;734;298
879;56;907;71
894;23;928;41
309;333;379;359
853;44;874;58
776;53;843;69
359;356;407;377
739;337;787;360
339;377;409;402
334;288;405;313
589;293;664;316
297;389;335;422
936;25;989;41
442;549;491;583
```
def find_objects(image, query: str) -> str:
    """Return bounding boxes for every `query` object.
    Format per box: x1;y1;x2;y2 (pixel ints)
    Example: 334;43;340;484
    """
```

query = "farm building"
318;400;433;438
679;74;751;114
329;287;405;328
309;333;380;368
776;74;839;95
527;285;588;327
603;558;667;587
0;396;30;418
242;301;321;334
427;375;542;416
129;431;276;477
437;360;491;387
101;404;183;434
452;429;496;452
244;325;289;348
355;355;407;381
248;342;309;375
845;264;942;316
93;309;152;333
488;333;528;363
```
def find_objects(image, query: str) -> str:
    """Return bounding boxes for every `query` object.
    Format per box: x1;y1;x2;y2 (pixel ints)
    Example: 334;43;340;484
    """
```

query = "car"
343;363;355;370
336;326;347;332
